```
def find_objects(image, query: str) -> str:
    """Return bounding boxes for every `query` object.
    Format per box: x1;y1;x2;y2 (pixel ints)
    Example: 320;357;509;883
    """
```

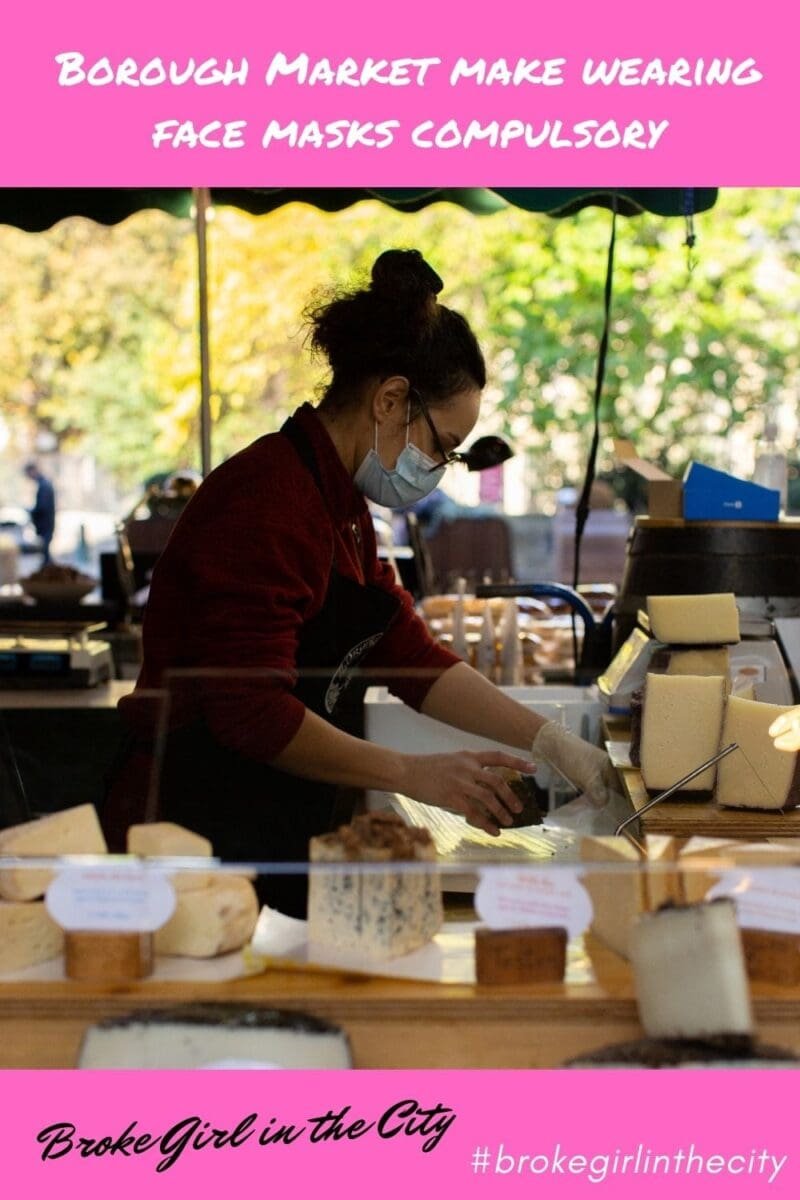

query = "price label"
708;867;800;933
46;865;176;932
475;867;592;937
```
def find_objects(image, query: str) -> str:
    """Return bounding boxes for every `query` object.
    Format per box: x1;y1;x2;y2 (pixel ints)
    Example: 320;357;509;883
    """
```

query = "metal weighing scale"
597;610;796;715
0;620;113;689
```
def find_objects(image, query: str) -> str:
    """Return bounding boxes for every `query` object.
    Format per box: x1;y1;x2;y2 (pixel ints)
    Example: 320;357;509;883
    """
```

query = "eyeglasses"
410;388;514;474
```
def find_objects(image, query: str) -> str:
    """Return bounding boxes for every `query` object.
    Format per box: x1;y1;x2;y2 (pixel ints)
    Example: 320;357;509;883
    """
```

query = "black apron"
117;416;400;918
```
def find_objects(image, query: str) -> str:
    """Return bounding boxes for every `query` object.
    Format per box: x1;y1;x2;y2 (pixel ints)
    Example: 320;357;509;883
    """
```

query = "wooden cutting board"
603;716;800;839
619;764;800;838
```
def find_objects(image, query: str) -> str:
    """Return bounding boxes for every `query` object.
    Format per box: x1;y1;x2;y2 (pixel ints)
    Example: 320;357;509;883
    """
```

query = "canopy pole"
193;186;212;477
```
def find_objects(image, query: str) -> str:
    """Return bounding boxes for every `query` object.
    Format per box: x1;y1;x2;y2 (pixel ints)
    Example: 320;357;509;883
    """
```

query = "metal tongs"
615;742;739;837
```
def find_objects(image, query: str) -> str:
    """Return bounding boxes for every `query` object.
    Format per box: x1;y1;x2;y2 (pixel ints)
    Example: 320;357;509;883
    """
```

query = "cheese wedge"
154;876;258;957
580;837;648;958
640;673;727;791
631;900;753;1039
308;813;442;960
0;901;64;973
644;835;683;910
716;697;800;810
647;593;740;645
127;821;215;892
0;804;107;901
666;647;731;680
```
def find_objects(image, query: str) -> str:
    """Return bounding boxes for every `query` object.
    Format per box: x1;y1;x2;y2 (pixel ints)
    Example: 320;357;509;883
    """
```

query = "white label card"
46;866;176;932
475;867;592;938
708;868;800;933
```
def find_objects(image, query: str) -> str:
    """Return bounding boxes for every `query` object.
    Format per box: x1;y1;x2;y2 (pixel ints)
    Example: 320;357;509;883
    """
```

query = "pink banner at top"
1;0;797;185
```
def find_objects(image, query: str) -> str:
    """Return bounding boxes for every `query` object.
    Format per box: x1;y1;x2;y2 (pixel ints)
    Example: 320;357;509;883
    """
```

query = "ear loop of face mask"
374;397;415;457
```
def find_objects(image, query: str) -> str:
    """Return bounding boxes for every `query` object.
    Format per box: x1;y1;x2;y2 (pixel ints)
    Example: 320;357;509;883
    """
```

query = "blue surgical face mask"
353;403;446;508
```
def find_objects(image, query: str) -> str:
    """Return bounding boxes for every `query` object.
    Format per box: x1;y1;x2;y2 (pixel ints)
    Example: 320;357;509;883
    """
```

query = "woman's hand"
399;750;537;836
769;707;800;752
532;721;619;807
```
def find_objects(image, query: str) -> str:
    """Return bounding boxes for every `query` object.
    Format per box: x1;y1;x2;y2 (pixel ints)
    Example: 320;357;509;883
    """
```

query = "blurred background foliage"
1;188;799;508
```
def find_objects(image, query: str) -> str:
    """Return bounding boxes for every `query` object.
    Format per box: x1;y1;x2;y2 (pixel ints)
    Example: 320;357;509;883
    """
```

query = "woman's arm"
421;661;549;748
271;706;537;836
421;661;619;804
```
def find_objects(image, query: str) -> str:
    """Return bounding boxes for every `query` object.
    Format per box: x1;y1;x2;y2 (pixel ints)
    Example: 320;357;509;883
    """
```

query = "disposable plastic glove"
532;721;619;807
769;706;800;752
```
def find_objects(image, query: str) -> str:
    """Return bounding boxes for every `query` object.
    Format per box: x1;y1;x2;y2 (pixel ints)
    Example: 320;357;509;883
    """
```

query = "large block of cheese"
78;1005;352;1069
640;673;727;791
580;836;646;958
0;901;64;973
631;900;753;1039
717;696;800;810
648;593;740;645
580;835;683;958
308;812;442;960
154;876;259;957
0;804;107;901
127;821;215;892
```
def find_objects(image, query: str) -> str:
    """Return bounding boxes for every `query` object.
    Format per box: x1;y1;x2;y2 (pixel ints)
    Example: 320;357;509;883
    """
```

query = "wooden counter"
3;938;800;1069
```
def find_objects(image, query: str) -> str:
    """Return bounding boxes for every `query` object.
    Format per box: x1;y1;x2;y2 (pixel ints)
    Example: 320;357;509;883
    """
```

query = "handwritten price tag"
708;868;800;933
475;867;592;937
46;865;176;932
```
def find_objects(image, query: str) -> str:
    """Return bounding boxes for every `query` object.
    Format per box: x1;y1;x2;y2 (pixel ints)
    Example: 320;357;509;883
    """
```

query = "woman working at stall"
113;249;616;916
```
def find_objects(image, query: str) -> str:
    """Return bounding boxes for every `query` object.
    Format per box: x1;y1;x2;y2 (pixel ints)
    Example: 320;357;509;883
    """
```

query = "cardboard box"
683;462;780;522
614;440;683;518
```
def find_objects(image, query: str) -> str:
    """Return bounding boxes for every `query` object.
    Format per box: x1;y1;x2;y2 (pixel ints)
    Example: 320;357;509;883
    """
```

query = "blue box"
683;462;780;521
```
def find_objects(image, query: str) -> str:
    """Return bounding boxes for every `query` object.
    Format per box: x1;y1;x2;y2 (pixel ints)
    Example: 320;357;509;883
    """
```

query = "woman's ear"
371;376;411;427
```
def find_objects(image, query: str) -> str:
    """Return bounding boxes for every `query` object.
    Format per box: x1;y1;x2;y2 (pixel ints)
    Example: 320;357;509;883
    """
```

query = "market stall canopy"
0;187;717;230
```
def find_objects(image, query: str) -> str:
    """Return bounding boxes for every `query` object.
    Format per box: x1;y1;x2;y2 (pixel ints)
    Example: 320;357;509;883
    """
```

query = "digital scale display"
0;650;70;677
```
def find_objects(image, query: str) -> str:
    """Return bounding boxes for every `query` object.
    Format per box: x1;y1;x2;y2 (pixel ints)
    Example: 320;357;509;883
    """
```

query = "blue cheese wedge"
308;812;442;960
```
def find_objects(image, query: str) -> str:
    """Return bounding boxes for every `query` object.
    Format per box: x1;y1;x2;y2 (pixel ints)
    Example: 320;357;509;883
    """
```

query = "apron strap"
280;414;325;495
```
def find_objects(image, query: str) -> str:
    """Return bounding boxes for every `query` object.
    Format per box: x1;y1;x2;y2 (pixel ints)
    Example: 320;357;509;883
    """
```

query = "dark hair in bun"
306;248;486;410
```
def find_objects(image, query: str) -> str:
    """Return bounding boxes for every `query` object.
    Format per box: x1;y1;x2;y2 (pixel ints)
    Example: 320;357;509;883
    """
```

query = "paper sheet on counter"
248;907;594;985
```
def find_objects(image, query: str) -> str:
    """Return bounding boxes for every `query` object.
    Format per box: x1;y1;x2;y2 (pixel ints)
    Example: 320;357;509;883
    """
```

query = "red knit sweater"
119;404;460;761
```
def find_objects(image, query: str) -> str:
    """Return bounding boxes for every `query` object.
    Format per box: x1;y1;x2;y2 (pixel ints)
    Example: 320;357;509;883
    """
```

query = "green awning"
0;187;717;231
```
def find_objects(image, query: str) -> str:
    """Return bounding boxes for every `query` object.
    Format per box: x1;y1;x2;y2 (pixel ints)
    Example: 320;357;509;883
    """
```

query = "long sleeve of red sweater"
121;405;460;761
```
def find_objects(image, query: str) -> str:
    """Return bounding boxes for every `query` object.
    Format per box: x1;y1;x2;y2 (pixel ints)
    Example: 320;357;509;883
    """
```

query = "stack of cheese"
308;811;443;960
636;593;800;810
0;804;106;973
127;822;259;958
636;593;739;796
0;809;260;976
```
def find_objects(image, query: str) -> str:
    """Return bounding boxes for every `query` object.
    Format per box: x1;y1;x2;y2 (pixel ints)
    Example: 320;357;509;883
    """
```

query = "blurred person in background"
23;461;56;565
